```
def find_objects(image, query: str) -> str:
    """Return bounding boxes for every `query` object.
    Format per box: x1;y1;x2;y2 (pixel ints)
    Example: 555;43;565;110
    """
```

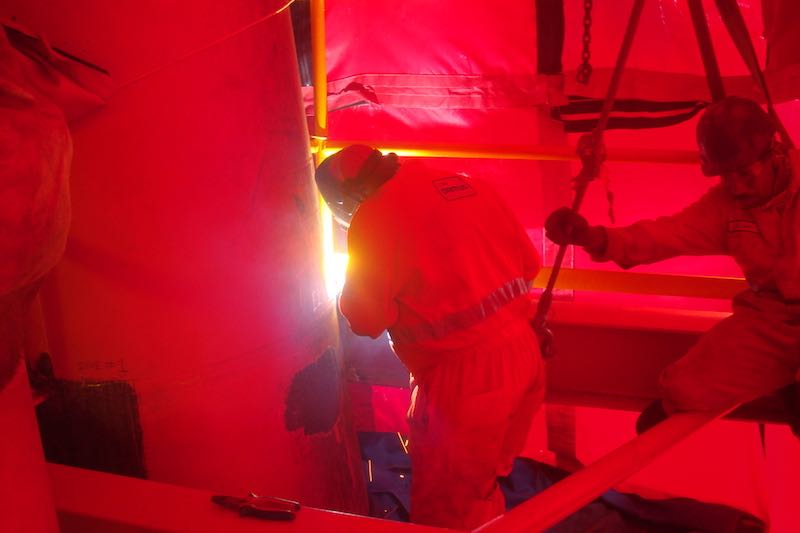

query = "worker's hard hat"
314;144;382;227
696;96;776;177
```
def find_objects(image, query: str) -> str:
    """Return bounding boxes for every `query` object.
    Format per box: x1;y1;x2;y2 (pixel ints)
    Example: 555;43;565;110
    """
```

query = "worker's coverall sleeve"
595;187;730;268
338;206;401;338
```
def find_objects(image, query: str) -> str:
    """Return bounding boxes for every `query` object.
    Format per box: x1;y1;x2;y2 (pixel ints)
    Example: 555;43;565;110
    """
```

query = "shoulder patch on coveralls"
432;176;477;201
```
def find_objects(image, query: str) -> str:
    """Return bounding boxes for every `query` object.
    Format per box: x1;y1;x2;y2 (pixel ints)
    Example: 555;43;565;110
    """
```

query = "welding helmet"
696;96;777;177
315;145;395;227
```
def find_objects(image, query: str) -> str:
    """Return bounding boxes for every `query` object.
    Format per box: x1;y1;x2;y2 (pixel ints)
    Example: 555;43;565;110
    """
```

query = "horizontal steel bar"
323;140;700;165
533;267;747;299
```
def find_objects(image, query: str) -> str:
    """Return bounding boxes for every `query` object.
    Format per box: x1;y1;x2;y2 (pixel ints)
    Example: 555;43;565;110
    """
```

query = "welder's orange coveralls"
595;152;800;413
339;160;543;530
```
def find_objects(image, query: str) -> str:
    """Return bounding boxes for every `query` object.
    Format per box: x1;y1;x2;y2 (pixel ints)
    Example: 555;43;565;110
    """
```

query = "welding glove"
544;207;607;255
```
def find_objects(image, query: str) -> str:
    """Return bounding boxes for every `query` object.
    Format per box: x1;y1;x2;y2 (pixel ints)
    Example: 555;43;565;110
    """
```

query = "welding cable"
687;0;725;102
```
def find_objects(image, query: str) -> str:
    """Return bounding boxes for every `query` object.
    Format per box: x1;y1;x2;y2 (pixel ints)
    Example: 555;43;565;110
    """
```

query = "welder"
315;145;544;530
544;96;800;431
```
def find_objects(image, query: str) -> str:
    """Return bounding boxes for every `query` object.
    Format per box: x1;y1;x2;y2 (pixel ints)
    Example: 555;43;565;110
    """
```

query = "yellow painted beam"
310;0;327;145
323;140;700;165
533;267;747;300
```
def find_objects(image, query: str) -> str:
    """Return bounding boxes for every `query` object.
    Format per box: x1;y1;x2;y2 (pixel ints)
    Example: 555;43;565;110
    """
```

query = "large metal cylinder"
3;1;365;513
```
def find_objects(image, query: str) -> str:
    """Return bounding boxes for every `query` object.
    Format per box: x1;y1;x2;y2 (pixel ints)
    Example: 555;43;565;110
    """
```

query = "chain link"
576;0;593;84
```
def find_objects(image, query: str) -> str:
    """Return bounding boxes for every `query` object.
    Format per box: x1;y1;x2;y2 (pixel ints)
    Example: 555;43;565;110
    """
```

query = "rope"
713;0;794;148
532;0;646;357
688;0;725;102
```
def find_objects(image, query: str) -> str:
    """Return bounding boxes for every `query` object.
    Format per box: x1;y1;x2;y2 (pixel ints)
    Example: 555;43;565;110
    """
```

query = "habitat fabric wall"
315;0;799;283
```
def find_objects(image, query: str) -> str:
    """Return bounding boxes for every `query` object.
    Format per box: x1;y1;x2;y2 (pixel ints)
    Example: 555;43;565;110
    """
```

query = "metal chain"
576;0;593;84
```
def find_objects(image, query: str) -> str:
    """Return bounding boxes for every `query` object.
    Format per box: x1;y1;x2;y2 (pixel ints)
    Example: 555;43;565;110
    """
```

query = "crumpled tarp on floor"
359;431;764;532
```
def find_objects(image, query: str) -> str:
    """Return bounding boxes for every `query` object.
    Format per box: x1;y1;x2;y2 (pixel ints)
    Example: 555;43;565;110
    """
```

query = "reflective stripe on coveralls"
390;277;530;344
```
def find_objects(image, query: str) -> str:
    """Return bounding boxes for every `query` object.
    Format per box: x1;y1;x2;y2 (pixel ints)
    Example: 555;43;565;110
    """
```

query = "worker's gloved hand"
545;207;590;245
544;207;608;254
